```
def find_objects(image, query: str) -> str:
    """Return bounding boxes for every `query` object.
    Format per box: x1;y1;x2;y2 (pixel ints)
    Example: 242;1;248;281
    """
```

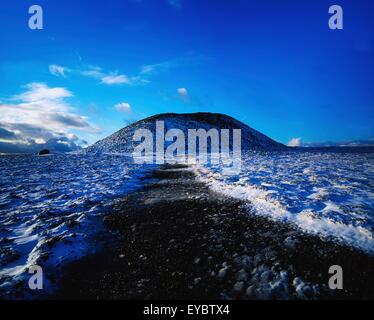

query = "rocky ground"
55;164;374;300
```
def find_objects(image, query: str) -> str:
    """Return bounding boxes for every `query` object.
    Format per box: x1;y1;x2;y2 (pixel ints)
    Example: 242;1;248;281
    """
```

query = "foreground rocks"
37;149;50;156
56;164;374;300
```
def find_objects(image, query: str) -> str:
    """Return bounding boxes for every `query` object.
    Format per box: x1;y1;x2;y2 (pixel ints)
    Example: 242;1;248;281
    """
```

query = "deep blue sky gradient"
0;0;373;145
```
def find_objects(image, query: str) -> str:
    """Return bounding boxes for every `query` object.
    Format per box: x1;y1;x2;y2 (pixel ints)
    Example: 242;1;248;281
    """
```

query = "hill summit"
87;112;286;153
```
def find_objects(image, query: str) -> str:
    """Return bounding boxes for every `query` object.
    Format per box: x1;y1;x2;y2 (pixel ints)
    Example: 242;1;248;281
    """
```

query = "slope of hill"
87;112;286;153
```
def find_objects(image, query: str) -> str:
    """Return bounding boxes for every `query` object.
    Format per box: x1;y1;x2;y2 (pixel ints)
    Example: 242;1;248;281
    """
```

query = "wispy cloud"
49;53;205;86
79;66;134;85
49;64;148;86
79;65;103;78
0;83;99;152
102;74;131;85
49;64;69;77
140;53;207;75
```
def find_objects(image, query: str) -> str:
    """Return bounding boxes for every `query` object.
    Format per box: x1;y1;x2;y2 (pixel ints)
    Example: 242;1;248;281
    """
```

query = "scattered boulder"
38;149;50;156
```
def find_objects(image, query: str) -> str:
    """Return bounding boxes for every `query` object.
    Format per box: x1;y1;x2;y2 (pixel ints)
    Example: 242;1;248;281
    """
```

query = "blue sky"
0;0;373;150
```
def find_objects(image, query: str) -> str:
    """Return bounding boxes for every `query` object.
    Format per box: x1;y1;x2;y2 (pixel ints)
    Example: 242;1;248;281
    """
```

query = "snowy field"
198;150;374;254
0;149;373;297
0;153;150;296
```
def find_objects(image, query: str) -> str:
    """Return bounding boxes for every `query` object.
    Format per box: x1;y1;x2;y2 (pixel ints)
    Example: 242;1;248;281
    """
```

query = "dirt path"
56;164;374;300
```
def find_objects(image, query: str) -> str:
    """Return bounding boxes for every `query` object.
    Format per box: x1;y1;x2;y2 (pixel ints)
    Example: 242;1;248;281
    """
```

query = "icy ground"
0;149;373;297
198;150;374;254
0;153;151;297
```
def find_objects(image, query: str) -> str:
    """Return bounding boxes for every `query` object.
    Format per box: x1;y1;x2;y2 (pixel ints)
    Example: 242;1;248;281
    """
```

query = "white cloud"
177;87;188;96
49;64;146;86
115;102;132;113
102;73;131;85
287;137;302;147
14;82;72;102
80;66;147;86
177;87;189;101
51;55;205;87
0;83;99;148
35;138;46;144
49;64;68;77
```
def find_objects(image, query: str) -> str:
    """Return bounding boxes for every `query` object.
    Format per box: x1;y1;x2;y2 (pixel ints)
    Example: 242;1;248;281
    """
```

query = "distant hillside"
87;112;286;153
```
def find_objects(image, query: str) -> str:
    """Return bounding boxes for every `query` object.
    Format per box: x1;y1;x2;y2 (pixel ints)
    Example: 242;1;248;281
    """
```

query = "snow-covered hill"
87;112;286;153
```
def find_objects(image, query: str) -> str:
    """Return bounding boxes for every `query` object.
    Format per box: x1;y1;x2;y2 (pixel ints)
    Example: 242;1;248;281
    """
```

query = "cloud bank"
0;83;99;153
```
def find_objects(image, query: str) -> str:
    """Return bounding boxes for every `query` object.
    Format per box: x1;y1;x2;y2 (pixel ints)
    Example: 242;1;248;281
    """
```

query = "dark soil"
55;164;374;300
